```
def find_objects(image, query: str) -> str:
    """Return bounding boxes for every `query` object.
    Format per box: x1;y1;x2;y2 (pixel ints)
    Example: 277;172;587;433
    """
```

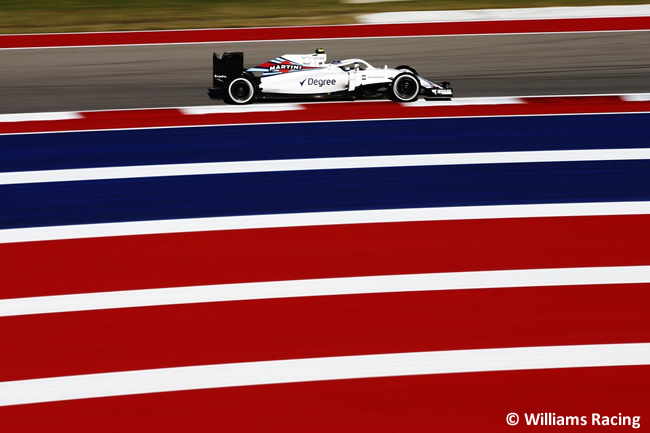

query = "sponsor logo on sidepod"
269;64;302;72
299;78;337;87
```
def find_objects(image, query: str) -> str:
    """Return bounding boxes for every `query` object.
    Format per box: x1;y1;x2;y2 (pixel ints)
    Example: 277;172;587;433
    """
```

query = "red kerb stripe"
1;366;647;432
2;215;650;299
1;283;648;381
1;17;649;49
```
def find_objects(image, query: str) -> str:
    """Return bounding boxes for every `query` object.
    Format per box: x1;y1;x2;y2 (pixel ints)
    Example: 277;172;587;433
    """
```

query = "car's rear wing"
212;52;244;88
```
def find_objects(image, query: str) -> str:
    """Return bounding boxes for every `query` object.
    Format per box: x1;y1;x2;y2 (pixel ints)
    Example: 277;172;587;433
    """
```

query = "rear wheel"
225;76;255;104
390;73;420;102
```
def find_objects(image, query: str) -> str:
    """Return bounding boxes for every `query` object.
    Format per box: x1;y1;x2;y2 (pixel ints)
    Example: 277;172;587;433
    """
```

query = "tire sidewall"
391;73;420;102
227;76;255;104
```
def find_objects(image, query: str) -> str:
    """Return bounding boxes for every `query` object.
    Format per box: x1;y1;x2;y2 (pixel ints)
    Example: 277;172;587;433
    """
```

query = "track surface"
1;31;649;113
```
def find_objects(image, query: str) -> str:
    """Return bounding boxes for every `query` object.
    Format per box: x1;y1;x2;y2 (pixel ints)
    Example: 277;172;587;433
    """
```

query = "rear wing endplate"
212;52;244;88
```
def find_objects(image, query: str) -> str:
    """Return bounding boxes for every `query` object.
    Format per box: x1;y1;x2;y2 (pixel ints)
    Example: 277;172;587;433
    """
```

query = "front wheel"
225;76;255;104
390;73;420;102
395;65;419;76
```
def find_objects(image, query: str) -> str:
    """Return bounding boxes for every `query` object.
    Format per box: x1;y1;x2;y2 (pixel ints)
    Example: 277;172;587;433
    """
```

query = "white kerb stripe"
1;343;648;406
2;201;649;244
405;96;523;106
358;5;650;24
0;112;82;122
2;148;650;185
179;103;304;115
2;266;649;317
622;93;650;102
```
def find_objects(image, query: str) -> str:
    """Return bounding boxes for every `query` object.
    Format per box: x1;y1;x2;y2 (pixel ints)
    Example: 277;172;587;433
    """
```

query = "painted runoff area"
1;10;649;428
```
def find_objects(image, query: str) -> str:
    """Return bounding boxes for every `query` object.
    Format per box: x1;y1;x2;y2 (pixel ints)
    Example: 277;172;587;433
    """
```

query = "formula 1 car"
208;48;452;104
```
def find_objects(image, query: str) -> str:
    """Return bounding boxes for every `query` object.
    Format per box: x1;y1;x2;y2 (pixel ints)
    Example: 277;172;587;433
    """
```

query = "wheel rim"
229;78;254;103
394;75;418;101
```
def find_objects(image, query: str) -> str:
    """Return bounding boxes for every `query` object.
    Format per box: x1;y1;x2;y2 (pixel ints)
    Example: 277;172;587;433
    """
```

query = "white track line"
1;266;649;317
1;343;649;406
2;148;650;186
2;201;649;244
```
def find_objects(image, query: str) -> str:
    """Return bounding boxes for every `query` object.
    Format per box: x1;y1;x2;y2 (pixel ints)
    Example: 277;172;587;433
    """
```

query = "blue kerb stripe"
0;114;648;173
1;160;649;229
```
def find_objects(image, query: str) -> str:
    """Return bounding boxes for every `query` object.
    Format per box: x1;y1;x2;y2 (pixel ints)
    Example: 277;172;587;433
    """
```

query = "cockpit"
331;59;373;71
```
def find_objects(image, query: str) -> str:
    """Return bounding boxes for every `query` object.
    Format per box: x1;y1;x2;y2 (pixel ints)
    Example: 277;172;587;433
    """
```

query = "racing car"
208;48;452;104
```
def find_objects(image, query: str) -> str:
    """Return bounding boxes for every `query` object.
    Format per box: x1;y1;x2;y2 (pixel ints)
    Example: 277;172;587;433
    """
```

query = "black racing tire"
395;65;419;76
225;76;255;104
390;73;421;103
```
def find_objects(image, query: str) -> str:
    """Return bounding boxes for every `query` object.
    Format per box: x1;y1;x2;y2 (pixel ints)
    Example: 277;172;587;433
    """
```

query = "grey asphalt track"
0;32;648;114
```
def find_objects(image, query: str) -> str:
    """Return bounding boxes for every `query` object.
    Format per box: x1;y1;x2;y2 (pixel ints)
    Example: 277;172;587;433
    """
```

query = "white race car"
208;48;452;104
